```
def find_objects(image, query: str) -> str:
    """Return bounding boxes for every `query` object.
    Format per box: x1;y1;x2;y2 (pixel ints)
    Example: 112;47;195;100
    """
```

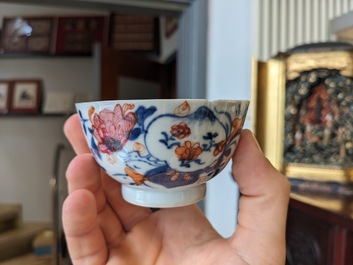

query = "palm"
63;115;290;265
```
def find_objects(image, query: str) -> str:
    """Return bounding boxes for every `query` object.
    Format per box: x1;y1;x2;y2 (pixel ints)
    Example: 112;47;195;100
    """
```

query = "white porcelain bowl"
76;99;249;207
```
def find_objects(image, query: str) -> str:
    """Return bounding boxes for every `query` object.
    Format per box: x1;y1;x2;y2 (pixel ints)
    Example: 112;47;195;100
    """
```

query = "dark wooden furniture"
286;192;353;265
99;45;176;100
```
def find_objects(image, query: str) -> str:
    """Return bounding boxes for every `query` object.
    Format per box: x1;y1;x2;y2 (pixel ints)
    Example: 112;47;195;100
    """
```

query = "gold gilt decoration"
252;56;286;171
286;51;353;80
284;53;353;183
252;47;353;183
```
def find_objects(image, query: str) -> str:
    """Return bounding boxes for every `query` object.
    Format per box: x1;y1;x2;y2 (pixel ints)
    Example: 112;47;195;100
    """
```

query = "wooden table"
286;192;353;265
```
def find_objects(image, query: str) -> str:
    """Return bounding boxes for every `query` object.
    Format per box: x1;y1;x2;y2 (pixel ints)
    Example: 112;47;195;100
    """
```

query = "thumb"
230;129;290;264
232;129;289;196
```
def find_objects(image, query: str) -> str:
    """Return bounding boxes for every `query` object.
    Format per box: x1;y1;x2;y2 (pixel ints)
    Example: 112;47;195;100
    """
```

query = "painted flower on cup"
175;141;203;160
89;104;137;155
174;100;191;116
170;122;191;139
133;142;146;154
166;170;180;181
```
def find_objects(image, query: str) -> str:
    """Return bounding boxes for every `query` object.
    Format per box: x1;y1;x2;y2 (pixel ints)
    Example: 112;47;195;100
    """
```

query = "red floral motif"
166;170;180;181
213;117;244;156
175;141;202;160
183;173;191;180
174;100;191;116
170;122;191;139
90;103;137;154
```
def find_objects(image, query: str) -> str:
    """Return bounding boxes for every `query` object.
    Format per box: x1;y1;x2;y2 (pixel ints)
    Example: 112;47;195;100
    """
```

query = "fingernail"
251;131;263;154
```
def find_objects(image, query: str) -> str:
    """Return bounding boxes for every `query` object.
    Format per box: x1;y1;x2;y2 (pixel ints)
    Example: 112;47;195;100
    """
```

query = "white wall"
158;16;178;62
0;3;104;222
0;57;97;94
205;0;252;237
0;117;69;221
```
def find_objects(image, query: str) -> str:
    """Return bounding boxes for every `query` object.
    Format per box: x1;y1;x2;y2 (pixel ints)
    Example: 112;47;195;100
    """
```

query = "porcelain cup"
76;99;249;207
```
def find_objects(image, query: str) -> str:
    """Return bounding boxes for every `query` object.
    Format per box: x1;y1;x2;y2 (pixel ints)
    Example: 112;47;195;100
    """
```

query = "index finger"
64;114;90;154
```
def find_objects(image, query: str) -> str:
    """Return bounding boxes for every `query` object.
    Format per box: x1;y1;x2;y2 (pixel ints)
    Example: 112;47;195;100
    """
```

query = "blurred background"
1;0;353;264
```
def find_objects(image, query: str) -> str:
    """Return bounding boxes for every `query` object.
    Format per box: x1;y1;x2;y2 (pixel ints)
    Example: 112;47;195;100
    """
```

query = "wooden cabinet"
99;45;176;100
286;192;353;265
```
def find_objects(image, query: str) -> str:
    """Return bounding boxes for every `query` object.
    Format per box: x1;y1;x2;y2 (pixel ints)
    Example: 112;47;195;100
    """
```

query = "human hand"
62;114;290;265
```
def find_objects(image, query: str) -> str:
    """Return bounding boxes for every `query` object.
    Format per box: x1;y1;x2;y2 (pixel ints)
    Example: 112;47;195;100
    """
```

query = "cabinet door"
286;207;334;265
344;230;353;264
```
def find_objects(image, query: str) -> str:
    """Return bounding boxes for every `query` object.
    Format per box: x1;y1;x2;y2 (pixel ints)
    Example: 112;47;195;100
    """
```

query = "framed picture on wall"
54;16;107;55
1;17;54;54
0;81;11;114
253;42;353;184
10;80;41;114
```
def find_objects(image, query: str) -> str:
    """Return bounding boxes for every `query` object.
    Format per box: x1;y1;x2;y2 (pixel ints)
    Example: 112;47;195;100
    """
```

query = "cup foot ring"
122;184;206;208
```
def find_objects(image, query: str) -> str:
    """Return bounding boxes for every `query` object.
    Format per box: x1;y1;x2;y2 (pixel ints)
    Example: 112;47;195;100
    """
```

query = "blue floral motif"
159;132;180;149
78;110;88;136
202;132;219;151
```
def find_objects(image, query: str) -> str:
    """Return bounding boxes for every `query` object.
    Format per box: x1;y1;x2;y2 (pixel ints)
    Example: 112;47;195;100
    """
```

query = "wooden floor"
0;254;52;265
0;204;57;264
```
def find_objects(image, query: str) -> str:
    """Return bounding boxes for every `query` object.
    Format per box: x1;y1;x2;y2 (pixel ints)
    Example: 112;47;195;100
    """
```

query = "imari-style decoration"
76;99;249;207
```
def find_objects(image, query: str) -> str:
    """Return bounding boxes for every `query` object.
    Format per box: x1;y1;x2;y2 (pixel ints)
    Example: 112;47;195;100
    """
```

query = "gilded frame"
252;50;353;183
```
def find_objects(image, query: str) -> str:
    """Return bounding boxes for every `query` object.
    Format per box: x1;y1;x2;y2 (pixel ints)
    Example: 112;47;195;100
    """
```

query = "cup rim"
75;98;250;107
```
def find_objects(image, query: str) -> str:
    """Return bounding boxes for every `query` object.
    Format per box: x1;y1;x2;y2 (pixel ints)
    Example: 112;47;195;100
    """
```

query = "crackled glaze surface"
76;99;249;206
